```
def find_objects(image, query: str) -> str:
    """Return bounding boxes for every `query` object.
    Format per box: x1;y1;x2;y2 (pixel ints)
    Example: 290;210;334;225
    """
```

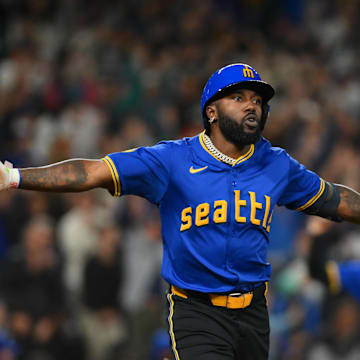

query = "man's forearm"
336;184;360;224
19;159;108;192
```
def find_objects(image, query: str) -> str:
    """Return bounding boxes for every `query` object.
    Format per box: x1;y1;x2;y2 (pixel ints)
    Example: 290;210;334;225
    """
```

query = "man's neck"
209;131;251;159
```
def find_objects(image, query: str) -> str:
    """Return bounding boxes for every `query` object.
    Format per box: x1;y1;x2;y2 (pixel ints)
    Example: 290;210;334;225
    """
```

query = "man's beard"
217;111;262;147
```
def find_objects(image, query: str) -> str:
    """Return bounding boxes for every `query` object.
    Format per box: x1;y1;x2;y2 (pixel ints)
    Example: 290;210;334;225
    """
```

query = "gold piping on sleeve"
102;156;121;197
296;178;325;211
325;261;341;294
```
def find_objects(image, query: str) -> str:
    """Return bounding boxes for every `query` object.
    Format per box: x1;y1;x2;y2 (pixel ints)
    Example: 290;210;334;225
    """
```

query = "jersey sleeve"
277;153;325;211
102;141;171;204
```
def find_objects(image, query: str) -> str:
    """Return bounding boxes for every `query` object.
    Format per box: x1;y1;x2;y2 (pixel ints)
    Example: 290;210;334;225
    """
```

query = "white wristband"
7;168;21;189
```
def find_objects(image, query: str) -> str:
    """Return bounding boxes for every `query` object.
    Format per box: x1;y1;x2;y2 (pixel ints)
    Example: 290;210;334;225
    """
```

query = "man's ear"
205;102;217;120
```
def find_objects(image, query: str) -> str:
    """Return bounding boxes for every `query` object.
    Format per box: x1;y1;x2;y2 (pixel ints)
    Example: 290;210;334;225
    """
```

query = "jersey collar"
198;131;255;167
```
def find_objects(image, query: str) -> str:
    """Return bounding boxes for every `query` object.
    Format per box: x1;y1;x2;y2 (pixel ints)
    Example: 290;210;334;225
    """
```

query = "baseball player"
1;63;360;360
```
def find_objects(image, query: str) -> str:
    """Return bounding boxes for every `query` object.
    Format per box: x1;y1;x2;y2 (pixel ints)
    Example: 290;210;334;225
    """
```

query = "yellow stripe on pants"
167;291;181;360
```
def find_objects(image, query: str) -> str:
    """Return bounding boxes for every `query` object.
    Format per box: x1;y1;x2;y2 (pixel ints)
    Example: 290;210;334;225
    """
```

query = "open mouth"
243;114;259;130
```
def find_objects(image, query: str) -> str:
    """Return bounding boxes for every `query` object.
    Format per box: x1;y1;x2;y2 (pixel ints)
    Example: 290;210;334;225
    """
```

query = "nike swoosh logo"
189;165;208;174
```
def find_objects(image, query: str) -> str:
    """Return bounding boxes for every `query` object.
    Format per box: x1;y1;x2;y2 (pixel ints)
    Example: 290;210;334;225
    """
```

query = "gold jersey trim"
102;156;121;197
233;143;254;165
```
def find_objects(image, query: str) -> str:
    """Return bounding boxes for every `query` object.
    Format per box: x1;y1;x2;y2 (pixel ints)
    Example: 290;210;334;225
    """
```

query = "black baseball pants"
167;284;269;360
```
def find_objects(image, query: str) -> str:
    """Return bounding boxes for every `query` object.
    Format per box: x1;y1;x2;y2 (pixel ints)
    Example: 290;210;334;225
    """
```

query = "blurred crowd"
0;0;360;359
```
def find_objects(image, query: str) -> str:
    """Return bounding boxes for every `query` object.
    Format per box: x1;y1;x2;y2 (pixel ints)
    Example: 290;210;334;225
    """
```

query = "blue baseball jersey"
103;132;324;293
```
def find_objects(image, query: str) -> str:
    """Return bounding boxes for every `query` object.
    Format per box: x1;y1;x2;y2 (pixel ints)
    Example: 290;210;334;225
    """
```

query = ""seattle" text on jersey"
180;190;273;232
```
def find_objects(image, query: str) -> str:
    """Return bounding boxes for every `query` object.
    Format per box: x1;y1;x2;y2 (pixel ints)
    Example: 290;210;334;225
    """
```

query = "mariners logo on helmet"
201;63;275;128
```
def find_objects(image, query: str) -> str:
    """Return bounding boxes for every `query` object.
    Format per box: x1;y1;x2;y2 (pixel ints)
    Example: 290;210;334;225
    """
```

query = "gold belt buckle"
226;292;253;309
228;292;242;308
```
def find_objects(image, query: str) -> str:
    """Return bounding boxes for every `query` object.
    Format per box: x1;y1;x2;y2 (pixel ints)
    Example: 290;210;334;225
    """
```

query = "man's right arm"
0;159;116;194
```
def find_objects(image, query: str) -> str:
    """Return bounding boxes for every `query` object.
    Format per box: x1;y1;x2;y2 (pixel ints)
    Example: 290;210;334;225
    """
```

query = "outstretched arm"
0;159;115;194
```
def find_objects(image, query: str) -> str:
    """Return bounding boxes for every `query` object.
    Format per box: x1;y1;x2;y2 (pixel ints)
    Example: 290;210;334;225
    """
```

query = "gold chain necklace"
203;134;237;166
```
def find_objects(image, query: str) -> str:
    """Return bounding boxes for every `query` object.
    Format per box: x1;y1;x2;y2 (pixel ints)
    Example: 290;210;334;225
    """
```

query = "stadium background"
0;0;360;359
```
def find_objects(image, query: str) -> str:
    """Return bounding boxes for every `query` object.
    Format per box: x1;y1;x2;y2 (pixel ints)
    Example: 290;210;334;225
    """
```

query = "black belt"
171;282;268;309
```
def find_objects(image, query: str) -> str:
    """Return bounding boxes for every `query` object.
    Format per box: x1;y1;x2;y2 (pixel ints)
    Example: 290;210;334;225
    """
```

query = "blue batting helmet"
201;63;275;126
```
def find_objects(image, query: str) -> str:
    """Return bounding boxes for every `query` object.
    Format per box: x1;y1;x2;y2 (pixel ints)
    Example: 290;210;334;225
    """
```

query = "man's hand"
0;161;20;190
